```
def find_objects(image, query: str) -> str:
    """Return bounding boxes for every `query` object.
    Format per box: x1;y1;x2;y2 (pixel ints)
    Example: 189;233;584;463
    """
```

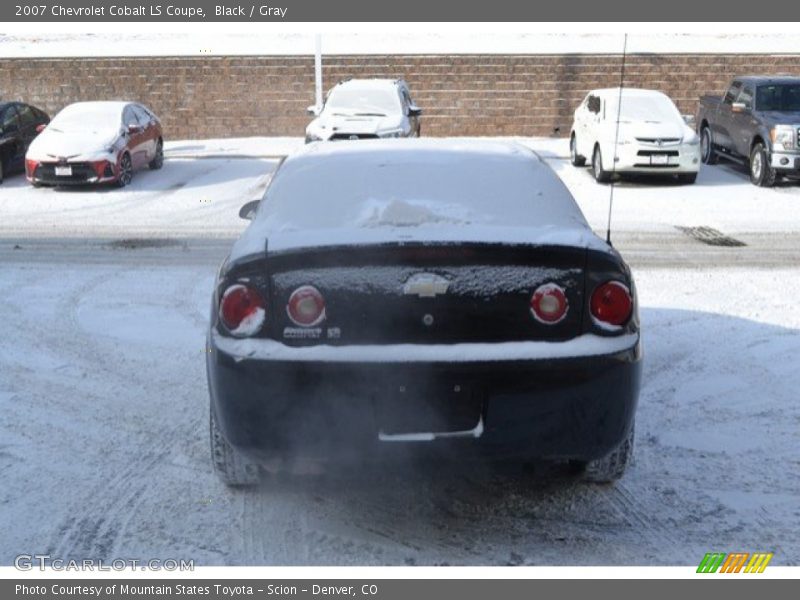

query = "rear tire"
592;145;612;183
701;126;718;165
570;134;586;166
210;408;260;487
576;423;635;483
749;143;776;187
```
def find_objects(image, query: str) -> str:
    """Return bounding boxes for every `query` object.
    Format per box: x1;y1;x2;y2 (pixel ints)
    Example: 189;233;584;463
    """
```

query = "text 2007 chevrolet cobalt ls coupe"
206;140;642;486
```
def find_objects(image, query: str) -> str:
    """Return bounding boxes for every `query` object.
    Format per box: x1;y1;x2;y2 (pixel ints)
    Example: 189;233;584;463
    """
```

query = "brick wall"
2;54;800;139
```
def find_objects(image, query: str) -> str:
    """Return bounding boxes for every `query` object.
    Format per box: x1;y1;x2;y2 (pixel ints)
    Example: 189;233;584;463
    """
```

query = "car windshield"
756;84;800;111
324;86;402;116
49;104;122;134
606;95;680;123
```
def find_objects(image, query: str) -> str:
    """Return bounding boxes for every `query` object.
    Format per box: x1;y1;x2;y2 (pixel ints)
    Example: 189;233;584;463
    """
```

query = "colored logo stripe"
697;553;726;573
744;553;773;573
697;552;773;573
720;553;749;573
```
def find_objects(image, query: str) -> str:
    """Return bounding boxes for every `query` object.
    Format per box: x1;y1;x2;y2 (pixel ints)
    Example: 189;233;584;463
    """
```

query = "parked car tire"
677;173;697;185
700;126;718;165
116;152;133;188
570;134;586;167
749;143;776;187
149;138;164;170
210;408;260;487
592;145;612;183
578;423;635;483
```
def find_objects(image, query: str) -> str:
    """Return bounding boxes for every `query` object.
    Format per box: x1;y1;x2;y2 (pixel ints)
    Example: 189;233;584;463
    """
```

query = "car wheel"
700;126;718;165
116;152;133;187
749;143;776;187
148;139;164;170
678;173;697;185
570;135;586;167
575;423;634;483
209;408;260;487
592;145;612;183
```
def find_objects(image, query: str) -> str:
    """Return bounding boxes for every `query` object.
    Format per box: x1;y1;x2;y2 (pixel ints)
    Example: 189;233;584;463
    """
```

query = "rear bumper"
207;332;642;463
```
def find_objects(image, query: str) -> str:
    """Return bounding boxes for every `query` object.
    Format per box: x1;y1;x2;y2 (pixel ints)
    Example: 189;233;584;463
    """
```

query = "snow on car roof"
591;87;670;99
55;101;129;117
334;79;401;89
230;139;606;260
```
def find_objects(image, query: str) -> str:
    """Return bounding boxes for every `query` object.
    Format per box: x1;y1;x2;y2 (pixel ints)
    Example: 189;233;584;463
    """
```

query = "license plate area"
375;382;483;437
650;154;669;165
54;165;73;176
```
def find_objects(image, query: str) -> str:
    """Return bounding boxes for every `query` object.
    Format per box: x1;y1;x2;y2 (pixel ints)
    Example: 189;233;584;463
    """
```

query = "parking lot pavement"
0;248;797;565
0;153;278;240
0;138;798;566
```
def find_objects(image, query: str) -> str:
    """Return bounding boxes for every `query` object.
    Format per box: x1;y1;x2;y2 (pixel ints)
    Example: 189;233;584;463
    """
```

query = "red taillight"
590;281;633;328
219;284;266;337
287;285;326;327
530;283;568;324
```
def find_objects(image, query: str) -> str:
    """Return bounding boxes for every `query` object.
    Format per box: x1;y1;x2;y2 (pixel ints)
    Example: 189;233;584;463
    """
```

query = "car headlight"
683;132;700;146
305;132;323;143
379;129;405;138
770;125;795;150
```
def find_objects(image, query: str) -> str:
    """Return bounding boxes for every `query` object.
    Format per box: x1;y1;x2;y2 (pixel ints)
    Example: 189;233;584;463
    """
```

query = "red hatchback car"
25;101;163;187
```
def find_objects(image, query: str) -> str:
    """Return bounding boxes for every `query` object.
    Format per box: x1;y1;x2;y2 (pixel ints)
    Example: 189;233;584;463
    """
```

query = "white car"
305;78;421;143
570;88;701;184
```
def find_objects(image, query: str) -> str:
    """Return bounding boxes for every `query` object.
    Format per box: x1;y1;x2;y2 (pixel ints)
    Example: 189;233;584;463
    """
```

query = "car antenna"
606;33;628;246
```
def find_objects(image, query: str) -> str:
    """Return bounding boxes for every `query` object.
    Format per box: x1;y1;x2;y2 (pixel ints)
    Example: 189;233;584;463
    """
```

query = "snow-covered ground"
1;137;799;240
5;32;800;57
0;257;797;565
0;137;798;565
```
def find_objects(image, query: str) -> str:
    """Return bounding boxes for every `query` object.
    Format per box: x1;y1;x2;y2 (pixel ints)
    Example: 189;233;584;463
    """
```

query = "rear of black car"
206;140;642;483
208;243;640;462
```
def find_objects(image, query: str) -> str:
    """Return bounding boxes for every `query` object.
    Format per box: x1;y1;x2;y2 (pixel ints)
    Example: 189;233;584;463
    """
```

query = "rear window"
257;146;586;233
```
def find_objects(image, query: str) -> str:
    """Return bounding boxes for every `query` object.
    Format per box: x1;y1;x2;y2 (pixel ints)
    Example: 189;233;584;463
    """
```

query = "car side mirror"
127;124;142;134
307;105;321;116
731;102;748;113
682;114;696;127
238;199;260;220
408;105;422;117
35;123;47;133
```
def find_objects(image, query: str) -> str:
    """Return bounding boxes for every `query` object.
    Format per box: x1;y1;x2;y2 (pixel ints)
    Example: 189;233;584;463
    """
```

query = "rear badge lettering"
283;327;323;339
403;273;450;297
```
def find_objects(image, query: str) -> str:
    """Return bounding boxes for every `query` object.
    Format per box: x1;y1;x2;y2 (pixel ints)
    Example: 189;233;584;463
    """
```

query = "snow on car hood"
27;126;120;161
616;120;686;141
230;139;612;260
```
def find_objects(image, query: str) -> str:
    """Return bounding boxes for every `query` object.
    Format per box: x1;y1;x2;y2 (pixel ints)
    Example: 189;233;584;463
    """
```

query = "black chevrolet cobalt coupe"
207;140;642;486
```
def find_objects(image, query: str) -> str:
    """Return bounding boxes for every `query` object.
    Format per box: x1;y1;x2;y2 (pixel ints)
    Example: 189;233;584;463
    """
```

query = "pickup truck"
697;76;800;186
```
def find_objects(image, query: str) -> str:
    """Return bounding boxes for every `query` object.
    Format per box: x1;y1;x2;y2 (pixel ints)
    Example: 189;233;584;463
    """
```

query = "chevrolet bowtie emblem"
403;273;450;297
